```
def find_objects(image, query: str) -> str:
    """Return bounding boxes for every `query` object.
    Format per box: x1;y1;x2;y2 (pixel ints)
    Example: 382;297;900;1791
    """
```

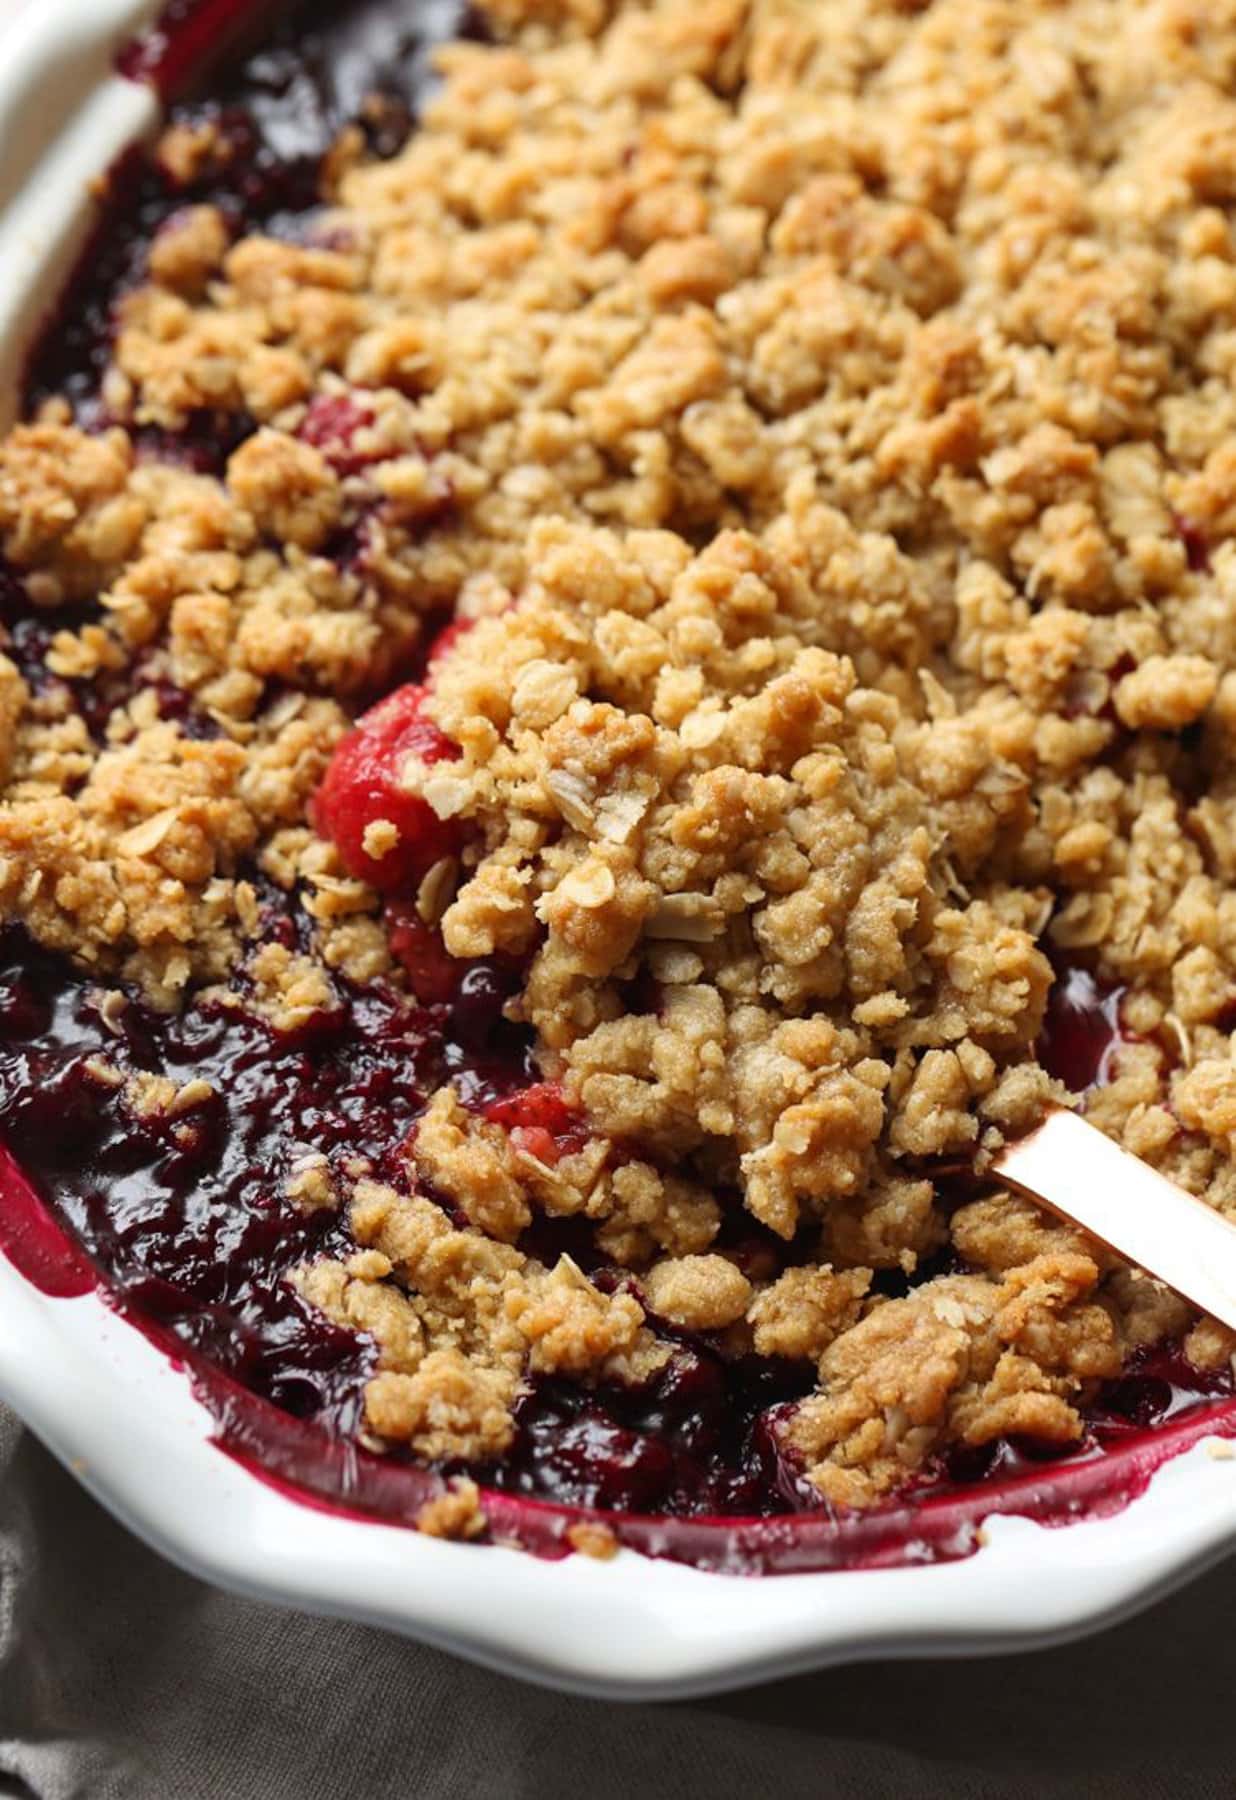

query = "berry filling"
26;0;473;424
298;393;383;476
483;1084;590;1167
1037;964;1128;1096
312;684;464;894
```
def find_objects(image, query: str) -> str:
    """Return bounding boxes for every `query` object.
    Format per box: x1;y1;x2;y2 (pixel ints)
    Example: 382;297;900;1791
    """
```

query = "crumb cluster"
5;0;1236;1512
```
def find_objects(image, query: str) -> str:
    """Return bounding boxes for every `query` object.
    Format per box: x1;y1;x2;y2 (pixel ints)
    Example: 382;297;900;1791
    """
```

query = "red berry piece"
299;393;381;476
313;683;463;895
508;1124;561;1165
484;1082;588;1161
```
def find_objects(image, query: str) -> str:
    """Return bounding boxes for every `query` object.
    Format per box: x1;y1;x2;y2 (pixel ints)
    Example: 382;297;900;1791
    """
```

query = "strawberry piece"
313;683;462;895
508;1124;561;1166
484;1082;588;1159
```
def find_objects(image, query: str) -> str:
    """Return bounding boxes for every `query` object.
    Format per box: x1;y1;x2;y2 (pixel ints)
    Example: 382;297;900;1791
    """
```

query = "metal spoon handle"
993;1107;1236;1334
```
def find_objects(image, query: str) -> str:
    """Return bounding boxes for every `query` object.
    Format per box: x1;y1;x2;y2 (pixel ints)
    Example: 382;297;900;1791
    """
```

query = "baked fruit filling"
4;0;1236;1556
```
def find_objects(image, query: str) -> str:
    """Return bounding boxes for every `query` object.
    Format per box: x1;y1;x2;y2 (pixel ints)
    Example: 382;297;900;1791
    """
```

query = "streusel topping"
5;0;1236;1511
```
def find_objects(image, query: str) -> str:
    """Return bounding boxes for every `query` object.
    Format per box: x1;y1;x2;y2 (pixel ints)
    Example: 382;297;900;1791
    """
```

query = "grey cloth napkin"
0;1406;1231;1800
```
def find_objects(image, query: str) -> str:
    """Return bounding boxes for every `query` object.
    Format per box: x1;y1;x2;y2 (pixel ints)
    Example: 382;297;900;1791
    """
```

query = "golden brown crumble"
642;1255;754;1331
414;1476;488;1541
293;1176;668;1459
8;0;1236;1507
565;1519;620;1560
747;1264;871;1363
791;1252;1122;1508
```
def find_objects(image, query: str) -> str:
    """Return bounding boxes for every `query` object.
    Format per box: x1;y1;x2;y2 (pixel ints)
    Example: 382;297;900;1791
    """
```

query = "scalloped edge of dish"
8;1266;1236;1699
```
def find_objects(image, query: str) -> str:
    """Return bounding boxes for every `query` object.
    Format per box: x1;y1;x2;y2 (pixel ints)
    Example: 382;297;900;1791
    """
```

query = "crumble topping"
414;1475;487;1540
5;0;1236;1516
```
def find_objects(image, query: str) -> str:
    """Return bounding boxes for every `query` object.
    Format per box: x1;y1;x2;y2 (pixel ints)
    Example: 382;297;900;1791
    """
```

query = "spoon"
994;1107;1236;1334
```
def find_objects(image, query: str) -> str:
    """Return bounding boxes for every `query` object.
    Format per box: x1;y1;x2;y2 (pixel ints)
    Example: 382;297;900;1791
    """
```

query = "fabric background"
0;1406;1230;1799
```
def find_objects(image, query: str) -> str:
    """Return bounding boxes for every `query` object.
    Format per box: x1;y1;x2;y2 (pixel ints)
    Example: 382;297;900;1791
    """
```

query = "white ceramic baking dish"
2;0;1236;1700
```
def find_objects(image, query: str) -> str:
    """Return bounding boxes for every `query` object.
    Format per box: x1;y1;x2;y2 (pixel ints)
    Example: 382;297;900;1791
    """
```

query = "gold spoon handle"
993;1107;1236;1334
